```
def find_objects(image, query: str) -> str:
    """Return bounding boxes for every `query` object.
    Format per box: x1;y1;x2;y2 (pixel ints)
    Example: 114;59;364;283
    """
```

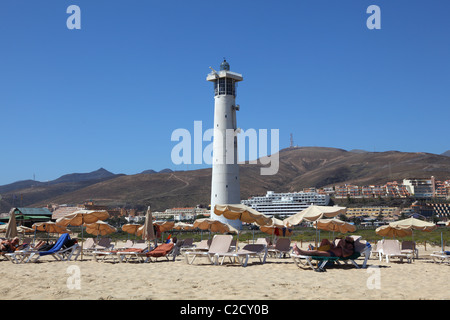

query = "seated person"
0;237;20;253
308;239;332;251
37;241;56;252
293;236;355;258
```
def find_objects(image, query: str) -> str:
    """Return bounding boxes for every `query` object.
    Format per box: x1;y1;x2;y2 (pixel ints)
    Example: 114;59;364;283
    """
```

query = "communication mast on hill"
290;133;294;148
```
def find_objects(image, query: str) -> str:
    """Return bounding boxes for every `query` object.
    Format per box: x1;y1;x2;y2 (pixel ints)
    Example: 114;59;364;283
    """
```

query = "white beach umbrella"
283;205;347;227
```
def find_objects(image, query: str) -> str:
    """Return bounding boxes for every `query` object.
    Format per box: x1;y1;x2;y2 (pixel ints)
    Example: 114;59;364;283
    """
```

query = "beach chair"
92;242;148;263
118;240;134;250
93;238;114;251
179;238;195;253
214;244;268;267
6;234;80;263
181;238;194;248
371;240;383;260
430;251;450;264
145;242;175;262
114;243;150;263
181;239;210;253
291;239;371;272
268;238;292;258
82;238;96;250
255;238;270;246
169;240;184;261
184;235;233;265
401;241;418;259
379;239;412;263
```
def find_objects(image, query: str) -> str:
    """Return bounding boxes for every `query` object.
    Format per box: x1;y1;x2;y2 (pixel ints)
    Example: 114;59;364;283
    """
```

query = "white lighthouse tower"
207;59;243;230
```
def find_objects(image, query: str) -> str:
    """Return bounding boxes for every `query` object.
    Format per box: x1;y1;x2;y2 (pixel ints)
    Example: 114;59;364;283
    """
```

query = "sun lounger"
145;243;175;262
379;239;412;263
184;235;233;265
255;238;270;246
92;242;149;263
291;240;371;272
370;240;383;260
401;241;418;259
267;238;292;258
116;247;149;263
430;251;450;264
93;238;114;251
181;238;194;248
214;244;268;267
6;234;80;263
179;238;196;253
111;243;150;263
181;239;210;253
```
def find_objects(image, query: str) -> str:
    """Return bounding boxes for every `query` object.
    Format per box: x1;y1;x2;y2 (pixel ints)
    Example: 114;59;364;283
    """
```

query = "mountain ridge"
1;147;450;212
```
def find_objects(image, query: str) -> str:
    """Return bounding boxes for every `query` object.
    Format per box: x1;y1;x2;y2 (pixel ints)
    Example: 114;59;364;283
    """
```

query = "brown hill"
2;147;450;212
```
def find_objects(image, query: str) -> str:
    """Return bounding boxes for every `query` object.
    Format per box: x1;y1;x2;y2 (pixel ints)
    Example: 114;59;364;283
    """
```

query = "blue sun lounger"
6;233;81;263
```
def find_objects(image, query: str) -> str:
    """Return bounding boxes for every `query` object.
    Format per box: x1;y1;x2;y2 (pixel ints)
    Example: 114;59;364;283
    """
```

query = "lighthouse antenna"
209;66;219;78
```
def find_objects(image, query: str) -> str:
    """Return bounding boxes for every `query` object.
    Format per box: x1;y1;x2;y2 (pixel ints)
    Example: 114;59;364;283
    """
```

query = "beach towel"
38;233;70;256
146;243;174;257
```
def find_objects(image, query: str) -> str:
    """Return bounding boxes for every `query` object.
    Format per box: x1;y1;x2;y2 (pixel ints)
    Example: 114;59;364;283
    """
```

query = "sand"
1;241;449;301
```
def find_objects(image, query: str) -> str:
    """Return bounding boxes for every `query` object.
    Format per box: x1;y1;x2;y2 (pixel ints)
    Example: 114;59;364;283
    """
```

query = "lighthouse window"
226;78;235;95
218;78;226;95
214;80;219;96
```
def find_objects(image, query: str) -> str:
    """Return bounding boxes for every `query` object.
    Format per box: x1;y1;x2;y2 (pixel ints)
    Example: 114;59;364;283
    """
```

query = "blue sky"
0;0;449;185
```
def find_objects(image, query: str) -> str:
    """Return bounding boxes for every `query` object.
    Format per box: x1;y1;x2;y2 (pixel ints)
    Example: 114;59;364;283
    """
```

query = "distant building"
241;190;330;217
427;203;450;219
346;207;401;220
403;177;435;198
153;207;209;221
0;207;53;227
334;176;448;199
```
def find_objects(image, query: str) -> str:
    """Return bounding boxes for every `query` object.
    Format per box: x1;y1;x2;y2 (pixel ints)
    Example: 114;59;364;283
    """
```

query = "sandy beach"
0;241;449;301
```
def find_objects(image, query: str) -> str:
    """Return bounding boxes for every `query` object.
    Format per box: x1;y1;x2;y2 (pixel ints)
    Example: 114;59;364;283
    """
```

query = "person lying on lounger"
0;237;20;253
293;236;355;258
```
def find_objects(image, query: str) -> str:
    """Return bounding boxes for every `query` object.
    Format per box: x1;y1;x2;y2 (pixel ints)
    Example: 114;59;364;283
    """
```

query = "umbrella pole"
81;225;84;261
314;221;318;248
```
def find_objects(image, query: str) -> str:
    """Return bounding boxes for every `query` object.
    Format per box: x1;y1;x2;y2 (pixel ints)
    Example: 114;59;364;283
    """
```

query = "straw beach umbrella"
154;221;175;232
314;218;356;233
141;206;156;248
313;218;356;242
33;222;70;234
32;221;70;243
283;205;347;246
85;220;117;237
174;222;195;231
194;218;239;240
388;217;436;246
194;218;239;234
389;217;436;232
375;225;412;238
122;223;142;239
5;209;18;239
259;218;293;236
0;224;34;234
56;209;110;227
152;221;175;242
56;209;109;260
214;204;272;226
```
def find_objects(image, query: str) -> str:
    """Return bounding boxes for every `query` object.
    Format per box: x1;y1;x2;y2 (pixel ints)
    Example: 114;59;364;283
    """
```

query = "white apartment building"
241;190;330;217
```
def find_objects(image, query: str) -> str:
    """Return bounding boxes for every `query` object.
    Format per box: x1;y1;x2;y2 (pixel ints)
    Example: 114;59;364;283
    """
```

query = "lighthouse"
207;59;243;230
